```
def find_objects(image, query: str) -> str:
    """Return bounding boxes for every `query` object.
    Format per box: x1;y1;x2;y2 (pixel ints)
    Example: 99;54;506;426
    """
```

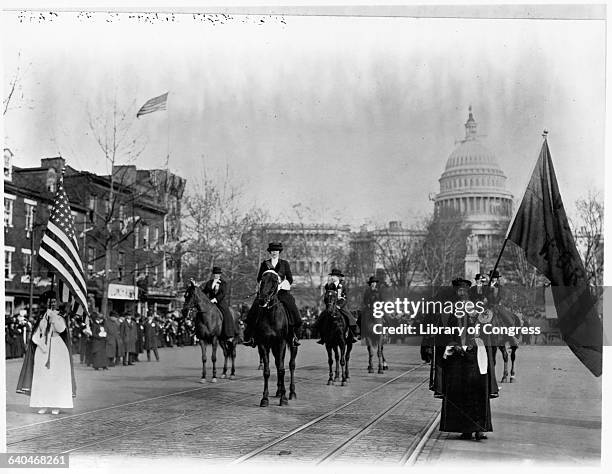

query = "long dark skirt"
91;338;108;369
440;349;492;433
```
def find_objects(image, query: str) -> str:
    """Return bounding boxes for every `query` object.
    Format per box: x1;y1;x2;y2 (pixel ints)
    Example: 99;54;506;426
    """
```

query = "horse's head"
182;279;200;319
258;270;279;308
324;288;338;315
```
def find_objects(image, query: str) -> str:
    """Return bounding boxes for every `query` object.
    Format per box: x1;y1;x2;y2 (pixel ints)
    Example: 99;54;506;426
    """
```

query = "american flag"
39;172;89;316
136;92;168;118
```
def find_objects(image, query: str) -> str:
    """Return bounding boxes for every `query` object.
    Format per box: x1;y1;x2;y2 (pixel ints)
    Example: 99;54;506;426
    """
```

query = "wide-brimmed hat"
367;276;379;285
211;266;222;274
452;278;472;288
329;268;344;277
267;242;283;252
489;270;501;279
474;273;487;282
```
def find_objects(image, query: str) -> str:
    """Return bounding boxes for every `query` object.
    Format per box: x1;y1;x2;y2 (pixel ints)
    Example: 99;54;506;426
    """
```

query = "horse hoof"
383;364;389;370
289;392;296;400
341;381;346;386
500;376;508;383
260;398;269;407
274;391;281;398
221;374;227;379
199;379;206;384
327;380;333;386
211;378;217;383
280;398;288;406
229;375;235;380
510;376;516;383
368;367;374;373
378;369;384;374
257;364;263;370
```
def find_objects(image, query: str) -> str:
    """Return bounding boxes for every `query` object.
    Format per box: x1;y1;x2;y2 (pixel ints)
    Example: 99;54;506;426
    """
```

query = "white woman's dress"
29;311;73;409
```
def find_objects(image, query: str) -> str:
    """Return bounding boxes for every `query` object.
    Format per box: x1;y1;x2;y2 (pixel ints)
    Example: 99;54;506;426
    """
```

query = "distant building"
433;107;514;274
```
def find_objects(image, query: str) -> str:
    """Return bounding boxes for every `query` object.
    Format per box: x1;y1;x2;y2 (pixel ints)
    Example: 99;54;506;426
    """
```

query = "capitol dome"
434;107;513;248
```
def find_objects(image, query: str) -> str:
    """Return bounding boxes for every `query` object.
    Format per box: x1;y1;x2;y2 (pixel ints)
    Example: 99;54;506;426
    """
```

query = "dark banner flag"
507;137;602;376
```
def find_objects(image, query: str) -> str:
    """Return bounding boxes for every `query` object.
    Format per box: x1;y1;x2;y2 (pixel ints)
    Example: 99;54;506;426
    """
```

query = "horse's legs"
288;344;297;400
344;342;351;383
210;337;218;382
340;341;348;386
510;346;517;382
500;345;509;383
367;341;374;373
333;345;340;382
260;346;270;407
377;340;384;374
200;340;207;383
382;343;388;370
221;341;228;378
273;341;287;406
230;342;236;379
327;344;334;385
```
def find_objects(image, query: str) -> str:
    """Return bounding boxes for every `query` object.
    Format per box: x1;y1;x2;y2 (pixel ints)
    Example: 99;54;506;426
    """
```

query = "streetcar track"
401;411;441;465
8;365;411;448
231;363;428;464
315;376;430;465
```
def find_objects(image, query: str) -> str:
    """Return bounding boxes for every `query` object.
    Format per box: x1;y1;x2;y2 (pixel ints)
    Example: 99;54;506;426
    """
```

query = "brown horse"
254;270;298;407
219;307;241;380
319;288;352;386
182;280;224;383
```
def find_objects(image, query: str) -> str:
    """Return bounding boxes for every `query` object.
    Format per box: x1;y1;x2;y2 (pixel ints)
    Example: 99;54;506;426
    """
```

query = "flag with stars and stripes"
136;92;168;117
39;173;89;316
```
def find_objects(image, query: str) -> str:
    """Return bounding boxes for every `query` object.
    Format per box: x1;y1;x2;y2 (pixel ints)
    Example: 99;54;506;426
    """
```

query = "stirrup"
292;336;301;347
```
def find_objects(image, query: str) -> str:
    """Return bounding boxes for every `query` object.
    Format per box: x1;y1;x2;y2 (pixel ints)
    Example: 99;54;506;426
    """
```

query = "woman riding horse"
243;242;301;348
202;266;237;342
320;285;352;385
314;269;358;345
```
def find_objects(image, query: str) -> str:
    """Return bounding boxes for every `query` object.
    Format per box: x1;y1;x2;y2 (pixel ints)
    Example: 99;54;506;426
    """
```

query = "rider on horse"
361;276;380;321
315;268;358;345
242;242;301;348
202;266;237;342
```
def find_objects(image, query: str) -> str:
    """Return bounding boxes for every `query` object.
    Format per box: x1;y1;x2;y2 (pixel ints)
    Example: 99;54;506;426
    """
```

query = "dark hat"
211;266;222;274
367;276;379;285
489;270;501;279
267;242;283;252
452;278;472;288
329;268;344;277
40;289;57;304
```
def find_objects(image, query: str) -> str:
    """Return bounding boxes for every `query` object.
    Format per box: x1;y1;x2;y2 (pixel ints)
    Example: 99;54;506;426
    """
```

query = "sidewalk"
417;345;601;465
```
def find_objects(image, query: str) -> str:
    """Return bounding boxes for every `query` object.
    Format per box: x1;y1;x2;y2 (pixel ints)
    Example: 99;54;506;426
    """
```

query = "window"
22;249;32;277
5;247;14;279
88;195;97;222
46;168;57;193
153;226;159;248
145;264;150;276
4;149;13;181
154;265;159;284
24;201;36;232
118;252;125;280
119;204;125;221
87;247;96;277
4;195;15;227
143;226;149;249
134;224;140;249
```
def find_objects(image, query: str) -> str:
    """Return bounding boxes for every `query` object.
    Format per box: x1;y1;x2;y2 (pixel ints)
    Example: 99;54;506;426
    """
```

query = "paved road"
5;341;601;468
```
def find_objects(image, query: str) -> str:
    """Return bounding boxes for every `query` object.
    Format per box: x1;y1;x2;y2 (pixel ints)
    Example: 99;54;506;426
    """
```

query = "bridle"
258;270;280;308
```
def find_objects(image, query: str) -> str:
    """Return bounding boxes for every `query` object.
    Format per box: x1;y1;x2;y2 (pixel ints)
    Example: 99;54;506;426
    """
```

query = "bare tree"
572;190;604;288
373;225;422;290
420;209;469;290
86;97;146;314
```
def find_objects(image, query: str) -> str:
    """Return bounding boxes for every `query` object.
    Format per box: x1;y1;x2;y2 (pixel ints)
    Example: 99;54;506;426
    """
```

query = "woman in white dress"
17;289;76;415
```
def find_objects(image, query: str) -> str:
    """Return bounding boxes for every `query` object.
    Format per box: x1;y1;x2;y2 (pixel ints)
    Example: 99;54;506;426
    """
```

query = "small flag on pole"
507;136;602;376
38;171;89;318
136;92;168;118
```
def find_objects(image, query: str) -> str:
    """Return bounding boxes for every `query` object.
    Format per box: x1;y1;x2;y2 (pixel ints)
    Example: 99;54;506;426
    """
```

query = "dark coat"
203;278;236;338
91;319;108;369
257;259;293;284
105;317;123;358
324;281;348;310
143;320;159;350
120;319;138;353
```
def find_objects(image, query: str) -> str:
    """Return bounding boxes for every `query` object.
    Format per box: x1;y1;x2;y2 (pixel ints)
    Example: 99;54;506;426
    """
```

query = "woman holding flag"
17;290;76;414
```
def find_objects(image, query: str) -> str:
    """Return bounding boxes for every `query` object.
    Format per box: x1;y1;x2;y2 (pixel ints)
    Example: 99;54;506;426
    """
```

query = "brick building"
4;152;186;317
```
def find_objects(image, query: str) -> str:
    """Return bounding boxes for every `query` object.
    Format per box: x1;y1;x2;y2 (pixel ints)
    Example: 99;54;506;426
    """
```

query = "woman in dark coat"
90;313;108;370
105;313;122;366
143;314;160;362
120;313;138;365
202;267;236;341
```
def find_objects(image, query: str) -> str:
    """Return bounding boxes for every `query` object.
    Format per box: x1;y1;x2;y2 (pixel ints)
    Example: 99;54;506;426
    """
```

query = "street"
5;340;601;467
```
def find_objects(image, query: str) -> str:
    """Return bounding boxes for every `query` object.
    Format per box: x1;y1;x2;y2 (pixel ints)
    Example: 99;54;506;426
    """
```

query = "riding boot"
347;325;358;344
242;323;256;347
288;326;300;347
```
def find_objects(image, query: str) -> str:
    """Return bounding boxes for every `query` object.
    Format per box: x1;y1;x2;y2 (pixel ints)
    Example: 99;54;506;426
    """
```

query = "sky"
2;9;605;227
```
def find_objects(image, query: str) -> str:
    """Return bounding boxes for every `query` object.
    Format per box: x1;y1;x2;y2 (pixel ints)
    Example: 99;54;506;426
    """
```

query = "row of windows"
449;154;492;166
4;196;37;230
441;176;503;191
85;246;170;285
436;197;512;216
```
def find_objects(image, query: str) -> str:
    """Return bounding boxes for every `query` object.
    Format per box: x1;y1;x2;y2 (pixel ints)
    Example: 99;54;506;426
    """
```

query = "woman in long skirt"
90;313;108;370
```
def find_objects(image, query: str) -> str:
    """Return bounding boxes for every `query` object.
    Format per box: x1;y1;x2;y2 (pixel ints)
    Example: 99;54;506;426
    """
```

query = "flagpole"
488;130;549;284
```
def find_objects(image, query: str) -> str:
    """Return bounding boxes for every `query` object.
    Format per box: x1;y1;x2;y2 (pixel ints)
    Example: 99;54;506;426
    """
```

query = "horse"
182;280;234;383
319;287;352;386
219;307;242;380
358;307;388;374
488;304;519;383
254;270;298;407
